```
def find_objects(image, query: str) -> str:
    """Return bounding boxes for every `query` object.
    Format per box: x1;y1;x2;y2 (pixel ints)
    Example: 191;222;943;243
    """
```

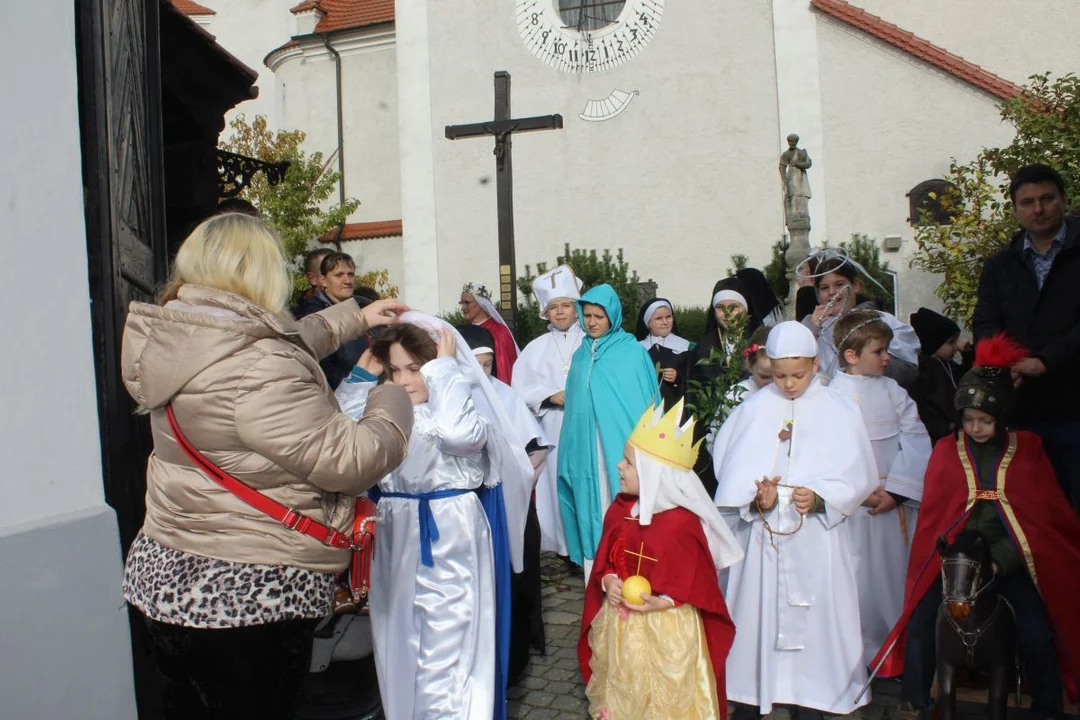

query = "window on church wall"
907;179;958;226
558;0;627;32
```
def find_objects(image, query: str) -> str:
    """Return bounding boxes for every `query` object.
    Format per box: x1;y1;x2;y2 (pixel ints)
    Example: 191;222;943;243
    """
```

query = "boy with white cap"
512;265;585;574
712;321;878;720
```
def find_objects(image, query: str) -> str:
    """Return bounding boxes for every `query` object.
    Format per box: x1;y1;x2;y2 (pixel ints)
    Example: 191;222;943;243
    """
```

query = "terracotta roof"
321;220;403;243
289;0;323;13
170;0;215;16
293;0;393;33
811;0;1022;101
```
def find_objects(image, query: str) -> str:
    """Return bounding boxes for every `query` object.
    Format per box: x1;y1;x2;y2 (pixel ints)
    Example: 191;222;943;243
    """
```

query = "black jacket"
971;216;1080;423
912;352;972;446
292;292;369;390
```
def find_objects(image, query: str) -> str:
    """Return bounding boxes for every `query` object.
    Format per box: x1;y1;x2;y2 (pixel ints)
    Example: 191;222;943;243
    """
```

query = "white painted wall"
272;31;405;285
343;237;405;290
816;17;1016;322
852;0;1080;86
197;0;296;131
422;0;782;313
0;1;135;717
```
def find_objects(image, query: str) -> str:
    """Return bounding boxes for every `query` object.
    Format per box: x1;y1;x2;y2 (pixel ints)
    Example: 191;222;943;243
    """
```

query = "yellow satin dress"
586;602;720;719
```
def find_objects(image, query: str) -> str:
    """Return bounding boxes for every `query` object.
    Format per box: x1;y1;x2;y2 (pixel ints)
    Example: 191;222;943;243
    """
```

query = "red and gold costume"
873;431;1080;698
579;495;736;719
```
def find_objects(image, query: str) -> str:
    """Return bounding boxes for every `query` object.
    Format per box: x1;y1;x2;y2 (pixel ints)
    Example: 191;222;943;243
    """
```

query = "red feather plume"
974;332;1030;369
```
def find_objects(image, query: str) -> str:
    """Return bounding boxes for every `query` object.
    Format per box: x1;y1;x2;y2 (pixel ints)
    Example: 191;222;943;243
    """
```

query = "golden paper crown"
628;400;702;472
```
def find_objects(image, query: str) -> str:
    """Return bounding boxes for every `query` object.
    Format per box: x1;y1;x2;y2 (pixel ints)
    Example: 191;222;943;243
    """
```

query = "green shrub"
515;243;643;345
673;305;708;343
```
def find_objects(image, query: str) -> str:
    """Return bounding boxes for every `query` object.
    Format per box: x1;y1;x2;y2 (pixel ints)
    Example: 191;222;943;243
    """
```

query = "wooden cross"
624;541;659;576
445;71;563;327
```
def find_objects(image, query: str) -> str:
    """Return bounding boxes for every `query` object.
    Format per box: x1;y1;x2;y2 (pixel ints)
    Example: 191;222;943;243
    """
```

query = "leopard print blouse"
123;532;336;629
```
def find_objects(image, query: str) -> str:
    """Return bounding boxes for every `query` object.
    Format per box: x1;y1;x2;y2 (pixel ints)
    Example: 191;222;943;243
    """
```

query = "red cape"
872;432;1080;700
480;318;518;385
579;495;736;715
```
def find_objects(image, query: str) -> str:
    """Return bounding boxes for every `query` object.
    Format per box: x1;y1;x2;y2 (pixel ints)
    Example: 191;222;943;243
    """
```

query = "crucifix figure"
624;541;658;576
445;71;563;327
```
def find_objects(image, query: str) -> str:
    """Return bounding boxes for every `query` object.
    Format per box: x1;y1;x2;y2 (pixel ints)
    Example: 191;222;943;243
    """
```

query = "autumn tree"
220;114;360;296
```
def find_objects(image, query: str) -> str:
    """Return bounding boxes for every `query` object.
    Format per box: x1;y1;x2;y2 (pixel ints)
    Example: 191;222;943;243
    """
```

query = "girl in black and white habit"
635;297;691;409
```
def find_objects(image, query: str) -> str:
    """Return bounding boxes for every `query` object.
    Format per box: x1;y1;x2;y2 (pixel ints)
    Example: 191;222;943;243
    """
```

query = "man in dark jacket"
293;252;377;389
972;163;1080;508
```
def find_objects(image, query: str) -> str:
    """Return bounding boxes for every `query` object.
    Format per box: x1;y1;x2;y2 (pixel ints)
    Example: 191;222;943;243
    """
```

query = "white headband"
470;346;495;357
643;300;673;327
712;289;748;310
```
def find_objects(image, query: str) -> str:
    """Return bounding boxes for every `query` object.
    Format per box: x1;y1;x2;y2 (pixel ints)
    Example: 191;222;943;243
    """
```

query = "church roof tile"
320;220;403;243
171;0;215;16
305;0;394;33
811;0;1022;101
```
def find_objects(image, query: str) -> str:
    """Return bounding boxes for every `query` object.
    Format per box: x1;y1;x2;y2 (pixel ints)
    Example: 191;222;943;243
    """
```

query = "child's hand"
866;489;898;515
436;328;457;358
601;575;624;608
356;348;383;376
549;391;565;406
662;368;678;383
626;594;675;613
792;487;817;514
755;476;779;511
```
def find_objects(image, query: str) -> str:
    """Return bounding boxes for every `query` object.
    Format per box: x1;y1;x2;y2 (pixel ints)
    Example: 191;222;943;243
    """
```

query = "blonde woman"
120;213;413;719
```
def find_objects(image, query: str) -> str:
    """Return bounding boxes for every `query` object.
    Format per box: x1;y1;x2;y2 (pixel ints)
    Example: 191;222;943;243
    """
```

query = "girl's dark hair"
370;323;437;370
812;257;859;288
320;251;356;276
742;325;771;369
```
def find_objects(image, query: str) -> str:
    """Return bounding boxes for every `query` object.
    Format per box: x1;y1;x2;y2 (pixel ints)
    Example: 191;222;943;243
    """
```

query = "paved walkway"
508;556;1040;720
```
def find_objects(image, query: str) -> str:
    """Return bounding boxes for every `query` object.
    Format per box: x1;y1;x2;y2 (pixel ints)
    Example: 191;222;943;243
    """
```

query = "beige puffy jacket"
121;284;412;573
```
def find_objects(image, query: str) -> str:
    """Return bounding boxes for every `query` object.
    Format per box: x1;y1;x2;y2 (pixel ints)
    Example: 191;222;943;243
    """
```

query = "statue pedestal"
784;225;811;319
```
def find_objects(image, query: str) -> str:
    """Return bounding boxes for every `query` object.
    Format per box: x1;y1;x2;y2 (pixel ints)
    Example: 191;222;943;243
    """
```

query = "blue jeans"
1020;421;1080;510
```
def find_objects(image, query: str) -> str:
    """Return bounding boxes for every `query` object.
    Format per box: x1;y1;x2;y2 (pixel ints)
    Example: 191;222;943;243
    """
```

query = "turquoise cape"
556;284;660;564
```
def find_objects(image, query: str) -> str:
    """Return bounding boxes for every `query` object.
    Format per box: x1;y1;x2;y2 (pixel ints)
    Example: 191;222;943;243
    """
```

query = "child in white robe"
713;321;878;719
827;310;932;667
337;317;517;720
511;265;584;566
800;251;921;389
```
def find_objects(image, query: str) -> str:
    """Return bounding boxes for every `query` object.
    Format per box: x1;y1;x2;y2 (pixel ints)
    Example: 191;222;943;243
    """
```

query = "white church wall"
197;0;296;132
273;32;402;224
420;1;784;314
816;18;1015;324
851;0;1080;87
0;1;136;717
343;237;406;288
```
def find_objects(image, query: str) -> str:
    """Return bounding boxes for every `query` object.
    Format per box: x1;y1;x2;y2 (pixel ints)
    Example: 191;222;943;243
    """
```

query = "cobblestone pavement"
508;556;1043;720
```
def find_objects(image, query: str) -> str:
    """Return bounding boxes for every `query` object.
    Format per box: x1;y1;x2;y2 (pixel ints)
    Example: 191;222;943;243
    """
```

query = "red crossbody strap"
164;405;352;550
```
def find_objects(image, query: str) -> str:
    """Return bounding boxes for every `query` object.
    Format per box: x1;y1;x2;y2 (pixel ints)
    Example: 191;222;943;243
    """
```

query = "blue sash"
476;484;511;720
374;487;473;567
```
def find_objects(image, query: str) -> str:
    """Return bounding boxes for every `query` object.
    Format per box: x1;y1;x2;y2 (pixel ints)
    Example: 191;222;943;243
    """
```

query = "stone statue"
779;133;812;231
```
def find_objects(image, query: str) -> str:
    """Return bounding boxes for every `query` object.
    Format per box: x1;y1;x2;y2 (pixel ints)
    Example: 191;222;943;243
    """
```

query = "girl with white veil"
335;313;533;720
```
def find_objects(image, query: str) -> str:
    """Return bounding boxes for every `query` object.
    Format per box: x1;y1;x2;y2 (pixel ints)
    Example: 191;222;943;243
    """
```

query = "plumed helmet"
954;334;1029;419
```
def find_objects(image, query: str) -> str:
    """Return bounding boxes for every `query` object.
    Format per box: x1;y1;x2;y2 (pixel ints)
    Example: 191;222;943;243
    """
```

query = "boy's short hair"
834;310;892;367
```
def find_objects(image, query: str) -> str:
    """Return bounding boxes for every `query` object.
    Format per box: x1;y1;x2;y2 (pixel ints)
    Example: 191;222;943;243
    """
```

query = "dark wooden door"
76;0;168;552
76;2;168;715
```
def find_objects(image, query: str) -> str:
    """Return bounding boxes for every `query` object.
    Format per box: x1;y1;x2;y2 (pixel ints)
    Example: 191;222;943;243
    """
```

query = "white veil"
465;283;521;353
399;311;535;572
634;450;745;572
